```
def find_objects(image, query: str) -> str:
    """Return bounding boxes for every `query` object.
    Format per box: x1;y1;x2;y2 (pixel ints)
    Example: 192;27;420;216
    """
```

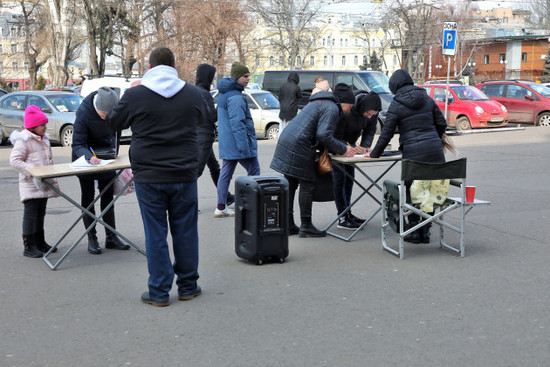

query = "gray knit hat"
94;86;119;112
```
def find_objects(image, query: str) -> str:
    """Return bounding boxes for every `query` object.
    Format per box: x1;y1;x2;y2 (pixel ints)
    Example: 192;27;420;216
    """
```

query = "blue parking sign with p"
442;22;458;56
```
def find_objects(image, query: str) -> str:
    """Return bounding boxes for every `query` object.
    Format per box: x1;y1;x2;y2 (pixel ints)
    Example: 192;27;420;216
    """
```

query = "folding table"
325;154;401;241
25;155;146;270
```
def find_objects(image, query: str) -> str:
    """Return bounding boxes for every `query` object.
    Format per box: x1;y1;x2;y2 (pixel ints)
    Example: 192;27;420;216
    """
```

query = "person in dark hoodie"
366;69;447;243
194;63;235;207
270;83;355;238
278;72;302;137
332;91;382;230
107;47;203;307
72;86;129;255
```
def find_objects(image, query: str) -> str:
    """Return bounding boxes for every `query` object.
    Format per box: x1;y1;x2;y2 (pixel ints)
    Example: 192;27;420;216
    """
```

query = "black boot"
23;234;43;258
404;218;421;244
87;232;102;254
35;230;57;253
419;216;432;244
299;217;327;238
226;192;235;207
105;231;130;250
288;213;300;235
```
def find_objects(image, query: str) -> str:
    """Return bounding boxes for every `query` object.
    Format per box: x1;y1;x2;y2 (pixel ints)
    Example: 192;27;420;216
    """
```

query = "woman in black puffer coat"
270;90;354;237
367;69;447;243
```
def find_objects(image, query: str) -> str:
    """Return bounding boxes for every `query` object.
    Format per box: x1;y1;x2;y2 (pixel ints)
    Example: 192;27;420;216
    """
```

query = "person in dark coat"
72;86;129;255
332;91;382;230
278;72;302;137
367;69;447;243
270;84;355;237
107;47;203;307
195;63;234;207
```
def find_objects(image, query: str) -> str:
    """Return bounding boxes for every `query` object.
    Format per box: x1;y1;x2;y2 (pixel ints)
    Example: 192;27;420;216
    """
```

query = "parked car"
0;91;83;146
211;89;282;140
475;80;550;126
419;84;508;130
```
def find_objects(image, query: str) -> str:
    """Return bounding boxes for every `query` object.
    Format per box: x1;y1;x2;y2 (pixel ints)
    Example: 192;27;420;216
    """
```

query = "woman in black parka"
270;88;354;237
72;87;129;254
367;69;447;243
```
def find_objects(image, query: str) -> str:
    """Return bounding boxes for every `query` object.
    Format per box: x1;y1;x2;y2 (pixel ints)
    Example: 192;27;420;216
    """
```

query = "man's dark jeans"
135;181;199;302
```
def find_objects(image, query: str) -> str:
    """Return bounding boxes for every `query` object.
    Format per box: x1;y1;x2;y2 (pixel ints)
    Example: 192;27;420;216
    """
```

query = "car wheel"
60;125;73;147
456;117;471;131
266;124;279;140
535;112;550;126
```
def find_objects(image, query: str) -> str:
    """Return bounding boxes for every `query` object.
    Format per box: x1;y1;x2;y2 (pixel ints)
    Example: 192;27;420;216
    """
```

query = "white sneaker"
214;207;235;218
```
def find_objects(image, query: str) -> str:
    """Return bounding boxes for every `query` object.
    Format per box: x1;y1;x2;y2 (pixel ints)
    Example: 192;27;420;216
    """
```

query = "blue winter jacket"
216;78;257;160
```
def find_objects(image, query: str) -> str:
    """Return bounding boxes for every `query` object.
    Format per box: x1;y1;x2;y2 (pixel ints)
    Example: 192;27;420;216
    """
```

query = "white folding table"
25;156;146;270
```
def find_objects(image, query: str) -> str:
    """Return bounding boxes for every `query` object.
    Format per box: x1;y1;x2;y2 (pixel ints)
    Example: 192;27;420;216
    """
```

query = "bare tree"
247;0;325;69
527;0;550;30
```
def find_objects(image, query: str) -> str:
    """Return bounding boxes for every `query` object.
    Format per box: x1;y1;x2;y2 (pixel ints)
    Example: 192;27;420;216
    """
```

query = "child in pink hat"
9;105;59;257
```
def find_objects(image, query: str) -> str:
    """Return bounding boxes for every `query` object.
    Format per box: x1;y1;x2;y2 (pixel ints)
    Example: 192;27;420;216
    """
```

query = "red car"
475;80;550;126
419;84;508;130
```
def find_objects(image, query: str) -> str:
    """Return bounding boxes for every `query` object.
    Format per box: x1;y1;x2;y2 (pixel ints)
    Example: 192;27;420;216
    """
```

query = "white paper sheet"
71;155;115;168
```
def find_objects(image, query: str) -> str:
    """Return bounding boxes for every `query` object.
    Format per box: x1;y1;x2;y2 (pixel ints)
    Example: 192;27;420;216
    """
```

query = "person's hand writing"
364;151;372;158
354;146;367;155
344;145;355;157
89;156;101;165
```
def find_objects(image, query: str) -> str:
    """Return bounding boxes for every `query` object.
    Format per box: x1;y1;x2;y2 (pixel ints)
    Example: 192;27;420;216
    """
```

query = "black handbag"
92;146;117;160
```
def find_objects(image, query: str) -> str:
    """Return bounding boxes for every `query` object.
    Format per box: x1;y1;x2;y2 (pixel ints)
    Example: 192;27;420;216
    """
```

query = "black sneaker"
226;193;235;207
349;214;366;225
337;218;360;230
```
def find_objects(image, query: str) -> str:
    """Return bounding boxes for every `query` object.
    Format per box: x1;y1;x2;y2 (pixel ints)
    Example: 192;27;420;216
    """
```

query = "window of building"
310;56;315;66
0;44;3;53
323;38;326;46
522;52;527;63
354;55;358;65
342;56;346;66
297;56;302;66
10;27;17;37
269;56;274;66
503;17;508;23
363;55;368;65
330;55;334;66
332;39;335;46
355;38;358;46
288;56;291;66
499;54;506;63
279;56;283;66
484;55;489;64
345;39;348;47
340;39;343;46
328;17;332;24
24;61;29;72
393;55;398;65
255;55;260;67
11;44;17;53
12;61;18;72
324;56;328;66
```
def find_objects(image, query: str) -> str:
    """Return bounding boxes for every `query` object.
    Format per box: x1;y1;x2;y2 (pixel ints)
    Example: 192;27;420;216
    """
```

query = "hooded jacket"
370;69;447;163
72;90;121;180
270;91;347;181
10;130;59;202
107;65;204;183
333;91;381;148
195;63;217;144
278;72;302;121
216;77;257;160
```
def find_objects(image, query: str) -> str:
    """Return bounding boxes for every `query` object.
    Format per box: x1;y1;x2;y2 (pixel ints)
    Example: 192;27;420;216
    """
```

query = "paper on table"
353;154;367;157
71;155;115;168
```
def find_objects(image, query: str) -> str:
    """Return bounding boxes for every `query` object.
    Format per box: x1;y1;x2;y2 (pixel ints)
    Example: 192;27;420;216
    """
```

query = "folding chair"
381;158;490;259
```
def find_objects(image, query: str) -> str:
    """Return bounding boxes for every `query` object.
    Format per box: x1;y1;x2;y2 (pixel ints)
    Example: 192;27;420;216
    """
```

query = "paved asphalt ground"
0;126;549;366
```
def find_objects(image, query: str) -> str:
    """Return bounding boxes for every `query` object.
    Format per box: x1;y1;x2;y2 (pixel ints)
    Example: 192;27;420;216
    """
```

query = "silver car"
211;89;282;140
0;91;83;147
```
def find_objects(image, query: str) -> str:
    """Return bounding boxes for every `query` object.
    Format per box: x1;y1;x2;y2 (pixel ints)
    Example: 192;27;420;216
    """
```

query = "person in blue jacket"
214;62;260;218
72;86;130;255
367;69;447;243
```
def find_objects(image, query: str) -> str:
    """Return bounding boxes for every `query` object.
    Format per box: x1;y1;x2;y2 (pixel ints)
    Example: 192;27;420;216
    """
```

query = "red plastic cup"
465;186;476;203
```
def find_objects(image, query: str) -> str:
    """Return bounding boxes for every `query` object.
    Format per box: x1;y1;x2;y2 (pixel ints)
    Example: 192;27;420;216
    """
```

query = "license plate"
490;117;503;122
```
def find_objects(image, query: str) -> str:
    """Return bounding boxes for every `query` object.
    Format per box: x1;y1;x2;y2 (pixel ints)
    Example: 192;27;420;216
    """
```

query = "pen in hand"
89;147;100;165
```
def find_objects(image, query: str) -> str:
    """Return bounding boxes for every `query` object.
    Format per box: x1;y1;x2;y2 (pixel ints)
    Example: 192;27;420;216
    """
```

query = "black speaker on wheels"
235;175;289;265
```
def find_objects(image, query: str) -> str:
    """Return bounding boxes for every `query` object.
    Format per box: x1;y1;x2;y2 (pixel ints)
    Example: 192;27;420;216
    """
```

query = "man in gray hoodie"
107;47;203;307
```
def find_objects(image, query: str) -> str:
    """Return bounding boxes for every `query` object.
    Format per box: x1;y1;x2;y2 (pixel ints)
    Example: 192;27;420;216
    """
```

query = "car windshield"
528;83;550;97
451;86;490;101
357;73;391;94
251;92;280;109
45;94;83;112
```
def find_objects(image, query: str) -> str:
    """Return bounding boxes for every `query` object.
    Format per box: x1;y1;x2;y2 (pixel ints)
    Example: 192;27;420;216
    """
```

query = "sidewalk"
0;128;549;366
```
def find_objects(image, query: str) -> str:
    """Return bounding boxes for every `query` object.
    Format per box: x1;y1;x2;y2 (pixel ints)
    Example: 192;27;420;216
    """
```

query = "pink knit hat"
24;105;48;129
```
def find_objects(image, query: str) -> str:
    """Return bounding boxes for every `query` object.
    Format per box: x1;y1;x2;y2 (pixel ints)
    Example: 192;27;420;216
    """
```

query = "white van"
80;76;140;99
80;76;140;140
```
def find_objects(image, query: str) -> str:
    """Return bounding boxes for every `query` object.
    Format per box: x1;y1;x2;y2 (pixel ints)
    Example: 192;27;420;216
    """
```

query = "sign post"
442;22;458;121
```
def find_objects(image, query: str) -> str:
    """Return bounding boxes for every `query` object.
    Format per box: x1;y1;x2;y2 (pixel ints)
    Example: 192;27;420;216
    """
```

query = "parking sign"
442;22;457;56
